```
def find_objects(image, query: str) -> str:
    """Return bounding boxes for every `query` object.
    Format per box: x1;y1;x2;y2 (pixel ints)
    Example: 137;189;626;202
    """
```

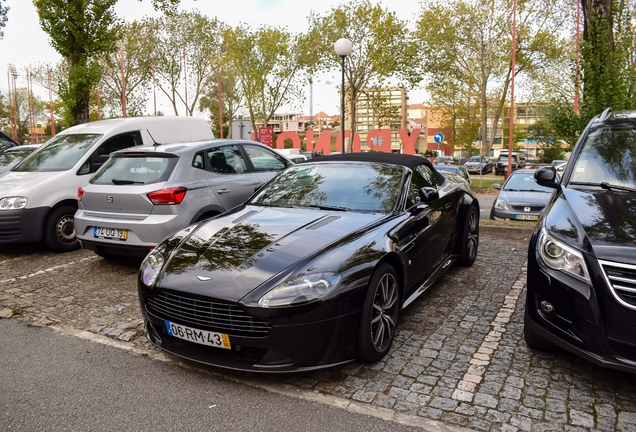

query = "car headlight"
538;228;590;283
0;197;28;210
494;199;509;210
258;272;341;308
140;249;164;287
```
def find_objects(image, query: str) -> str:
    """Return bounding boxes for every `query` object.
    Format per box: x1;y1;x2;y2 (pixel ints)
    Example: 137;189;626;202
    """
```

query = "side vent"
232;210;258;224
307;216;340;230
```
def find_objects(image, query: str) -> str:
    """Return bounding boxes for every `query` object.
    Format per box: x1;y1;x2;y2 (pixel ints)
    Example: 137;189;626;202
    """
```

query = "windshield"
435;166;459;174
14;134;102;172
91;154;178;185
504;172;553;192
251;163;405;213
467;156;481;162
498;154;518;162
569;127;636;189
0;148;34;173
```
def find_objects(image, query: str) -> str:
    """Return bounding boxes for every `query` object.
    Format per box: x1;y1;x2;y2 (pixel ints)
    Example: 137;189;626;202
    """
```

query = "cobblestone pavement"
1;235;636;432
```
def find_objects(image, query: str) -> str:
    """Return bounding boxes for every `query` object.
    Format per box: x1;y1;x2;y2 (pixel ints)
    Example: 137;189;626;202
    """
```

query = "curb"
50;325;477;432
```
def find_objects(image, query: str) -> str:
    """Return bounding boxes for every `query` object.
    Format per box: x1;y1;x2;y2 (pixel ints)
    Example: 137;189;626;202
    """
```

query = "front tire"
358;263;400;363
457;206;479;266
43;206;79;252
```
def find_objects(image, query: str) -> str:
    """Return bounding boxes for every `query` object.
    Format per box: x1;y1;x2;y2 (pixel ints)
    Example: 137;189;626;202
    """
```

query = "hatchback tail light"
77;187;84;201
147;187;187;205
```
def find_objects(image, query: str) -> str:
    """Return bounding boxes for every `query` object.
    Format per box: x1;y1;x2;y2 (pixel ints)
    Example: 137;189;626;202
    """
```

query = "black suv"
495;152;525;175
524;108;636;373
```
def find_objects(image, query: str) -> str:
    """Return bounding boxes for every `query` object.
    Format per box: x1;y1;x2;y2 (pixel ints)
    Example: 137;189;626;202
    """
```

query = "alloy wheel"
467;210;478;259
371;273;399;352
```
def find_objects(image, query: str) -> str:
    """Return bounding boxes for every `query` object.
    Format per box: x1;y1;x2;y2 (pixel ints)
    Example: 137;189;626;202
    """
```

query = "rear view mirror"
493;183;501;190
419;187;439;203
535;166;559;189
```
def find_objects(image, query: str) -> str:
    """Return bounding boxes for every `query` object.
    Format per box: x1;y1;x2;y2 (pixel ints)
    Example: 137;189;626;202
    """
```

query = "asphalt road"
0;319;421;432
475;193;495;220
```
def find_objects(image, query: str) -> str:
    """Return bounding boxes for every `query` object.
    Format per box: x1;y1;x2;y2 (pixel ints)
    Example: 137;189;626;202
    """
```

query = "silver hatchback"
75;140;292;258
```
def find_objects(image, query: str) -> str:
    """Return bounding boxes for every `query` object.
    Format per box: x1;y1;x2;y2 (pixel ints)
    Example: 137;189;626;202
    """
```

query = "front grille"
609;339;636;362
599;259;636;309
146;290;271;338
511;205;544;212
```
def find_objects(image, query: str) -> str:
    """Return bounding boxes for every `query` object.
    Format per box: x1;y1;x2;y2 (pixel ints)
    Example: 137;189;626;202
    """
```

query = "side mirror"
493;183;501;190
419;187;439;203
535;166;559;188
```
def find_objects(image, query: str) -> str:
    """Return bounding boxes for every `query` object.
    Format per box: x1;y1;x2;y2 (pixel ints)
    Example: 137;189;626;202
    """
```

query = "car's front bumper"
138;284;362;372
0;207;48;243
526;236;636;374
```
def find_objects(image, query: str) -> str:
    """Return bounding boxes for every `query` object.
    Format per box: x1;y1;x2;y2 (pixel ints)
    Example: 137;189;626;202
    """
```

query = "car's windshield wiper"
570;181;636;192
251;202;293;208
111;179;144;185
302;204;349;212
503;189;520;192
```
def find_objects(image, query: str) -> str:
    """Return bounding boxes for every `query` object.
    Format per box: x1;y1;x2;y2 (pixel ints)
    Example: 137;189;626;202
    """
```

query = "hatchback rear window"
90;154;178;185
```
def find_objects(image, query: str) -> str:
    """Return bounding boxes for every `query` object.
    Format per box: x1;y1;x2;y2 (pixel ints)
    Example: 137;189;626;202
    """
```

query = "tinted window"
497;154;518;162
207;145;247;174
90;154;178;185
504;172;553;192
98;132;142;156
192;152;205;170
569;127;636;188
415;165;439;189
15;134;102;172
251;163;404;213
243;144;288;172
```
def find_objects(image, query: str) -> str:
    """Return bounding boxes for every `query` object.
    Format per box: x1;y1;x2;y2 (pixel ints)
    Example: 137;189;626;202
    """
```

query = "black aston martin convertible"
137;153;480;372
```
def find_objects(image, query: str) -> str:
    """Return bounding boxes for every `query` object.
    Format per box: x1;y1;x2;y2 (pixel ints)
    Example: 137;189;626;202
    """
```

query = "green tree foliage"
527;118;566;162
98;21;153;117
145;12;219;116
34;0;122;125
302;0;420;151
0;0;8;39
2;88;48;143
199;66;243;138
416;0;569;158
223;25;304;139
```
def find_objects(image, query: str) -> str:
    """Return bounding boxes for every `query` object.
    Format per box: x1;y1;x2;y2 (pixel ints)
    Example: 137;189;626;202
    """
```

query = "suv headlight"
494;199;509;210
258;272;341;308
537;228;590;283
140;249;164;287
0;197;28;210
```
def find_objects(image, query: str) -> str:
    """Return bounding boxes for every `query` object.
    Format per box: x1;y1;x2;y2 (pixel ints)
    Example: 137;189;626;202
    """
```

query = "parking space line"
0;256;98;284
451;262;527;402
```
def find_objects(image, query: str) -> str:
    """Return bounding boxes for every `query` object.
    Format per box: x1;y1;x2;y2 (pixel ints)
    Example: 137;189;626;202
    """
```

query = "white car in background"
0;117;214;252
274;148;308;163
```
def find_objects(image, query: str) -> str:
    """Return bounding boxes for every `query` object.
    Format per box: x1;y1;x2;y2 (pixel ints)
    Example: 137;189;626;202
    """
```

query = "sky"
0;0;428;118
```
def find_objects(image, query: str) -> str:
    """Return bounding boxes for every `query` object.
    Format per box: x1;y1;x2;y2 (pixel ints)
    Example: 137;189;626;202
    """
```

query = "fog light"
540;300;555;318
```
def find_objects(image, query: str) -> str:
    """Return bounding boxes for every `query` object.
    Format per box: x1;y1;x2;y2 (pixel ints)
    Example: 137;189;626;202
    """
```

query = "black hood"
545;188;636;264
157;206;385;301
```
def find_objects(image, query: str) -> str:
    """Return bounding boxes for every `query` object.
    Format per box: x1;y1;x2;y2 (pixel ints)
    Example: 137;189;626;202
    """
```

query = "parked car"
489;169;553;221
302;151;322;160
0;144;40;177
0;131;19;151
550;159;567;166
273;149;307;164
434;155;454;165
524;108;636;373
76;140;293;259
434;164;472;187
494;152;526;175
463;156;493;174
137;152;480;372
0;116;214;252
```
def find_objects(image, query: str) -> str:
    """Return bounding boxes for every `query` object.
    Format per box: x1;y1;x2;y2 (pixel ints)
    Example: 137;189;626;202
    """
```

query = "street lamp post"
334;38;352;153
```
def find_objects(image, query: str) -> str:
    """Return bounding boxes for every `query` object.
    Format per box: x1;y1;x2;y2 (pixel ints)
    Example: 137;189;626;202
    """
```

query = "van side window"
80;131;143;175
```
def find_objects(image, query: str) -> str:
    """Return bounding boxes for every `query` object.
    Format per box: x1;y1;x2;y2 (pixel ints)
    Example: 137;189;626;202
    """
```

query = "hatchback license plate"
514;214;538;221
165;321;231;349
93;227;128;240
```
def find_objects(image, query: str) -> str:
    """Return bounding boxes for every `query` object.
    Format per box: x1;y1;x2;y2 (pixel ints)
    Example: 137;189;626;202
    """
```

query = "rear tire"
358;263;400;363
43;206;79;252
457;206;479;266
524;304;557;351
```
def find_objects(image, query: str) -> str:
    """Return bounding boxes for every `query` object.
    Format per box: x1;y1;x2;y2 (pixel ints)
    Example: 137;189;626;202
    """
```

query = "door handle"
444;202;452;210
216;188;231;194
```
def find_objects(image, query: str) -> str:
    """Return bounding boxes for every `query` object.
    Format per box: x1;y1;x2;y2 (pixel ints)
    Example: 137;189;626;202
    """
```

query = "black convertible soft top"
309;152;445;185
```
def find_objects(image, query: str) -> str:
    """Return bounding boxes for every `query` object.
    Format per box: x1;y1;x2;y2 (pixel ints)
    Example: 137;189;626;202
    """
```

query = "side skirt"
402;254;458;308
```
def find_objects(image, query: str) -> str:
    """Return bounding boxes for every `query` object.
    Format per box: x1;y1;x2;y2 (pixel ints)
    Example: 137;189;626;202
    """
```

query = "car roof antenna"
147;129;162;148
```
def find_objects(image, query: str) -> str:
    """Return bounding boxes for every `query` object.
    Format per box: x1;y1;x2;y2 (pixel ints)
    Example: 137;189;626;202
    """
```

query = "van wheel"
44;206;79;252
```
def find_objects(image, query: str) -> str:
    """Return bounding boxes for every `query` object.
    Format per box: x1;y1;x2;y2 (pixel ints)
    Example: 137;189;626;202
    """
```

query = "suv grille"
146;290;271;337
599;260;636;310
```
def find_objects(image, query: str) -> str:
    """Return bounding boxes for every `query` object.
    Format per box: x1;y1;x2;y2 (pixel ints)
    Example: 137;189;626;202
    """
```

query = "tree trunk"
480;83;489;157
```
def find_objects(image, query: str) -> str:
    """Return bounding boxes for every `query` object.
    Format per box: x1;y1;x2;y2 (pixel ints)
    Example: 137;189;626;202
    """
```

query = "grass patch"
471;178;500;191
